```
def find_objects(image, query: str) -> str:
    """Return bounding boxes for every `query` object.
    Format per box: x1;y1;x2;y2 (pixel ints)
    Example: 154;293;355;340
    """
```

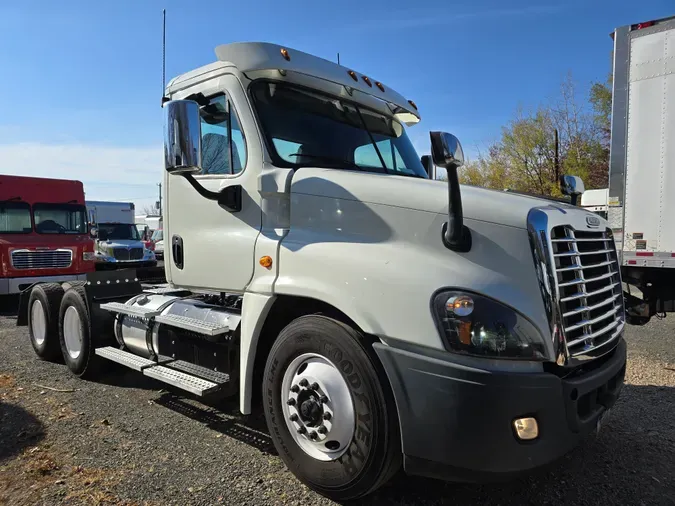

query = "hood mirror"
560;175;585;206
430;132;471;253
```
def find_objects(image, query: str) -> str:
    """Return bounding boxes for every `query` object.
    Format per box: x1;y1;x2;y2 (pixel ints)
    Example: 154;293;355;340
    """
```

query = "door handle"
172;235;184;270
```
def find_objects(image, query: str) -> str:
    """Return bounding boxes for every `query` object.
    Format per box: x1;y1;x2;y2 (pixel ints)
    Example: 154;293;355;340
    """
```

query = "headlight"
431;290;547;360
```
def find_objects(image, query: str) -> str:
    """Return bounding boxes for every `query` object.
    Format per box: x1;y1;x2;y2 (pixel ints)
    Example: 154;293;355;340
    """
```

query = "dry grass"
0;446;156;506
0;373;15;389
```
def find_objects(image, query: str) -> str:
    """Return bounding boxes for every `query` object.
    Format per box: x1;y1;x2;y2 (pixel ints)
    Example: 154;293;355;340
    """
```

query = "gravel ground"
1;305;674;506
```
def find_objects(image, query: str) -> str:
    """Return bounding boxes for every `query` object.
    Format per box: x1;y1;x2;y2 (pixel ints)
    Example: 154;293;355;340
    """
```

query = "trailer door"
622;22;675;260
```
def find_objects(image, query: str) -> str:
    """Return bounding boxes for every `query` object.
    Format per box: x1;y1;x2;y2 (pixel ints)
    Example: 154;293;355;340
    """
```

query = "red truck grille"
11;249;73;270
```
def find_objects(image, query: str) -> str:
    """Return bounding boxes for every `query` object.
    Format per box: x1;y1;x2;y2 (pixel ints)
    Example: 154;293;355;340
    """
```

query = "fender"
239;292;276;414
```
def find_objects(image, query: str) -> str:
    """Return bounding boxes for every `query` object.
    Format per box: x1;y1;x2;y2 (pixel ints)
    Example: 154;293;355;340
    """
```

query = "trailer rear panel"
609;17;675;267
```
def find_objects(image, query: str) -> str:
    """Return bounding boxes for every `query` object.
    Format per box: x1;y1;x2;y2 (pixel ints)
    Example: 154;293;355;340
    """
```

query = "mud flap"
16;283;38;326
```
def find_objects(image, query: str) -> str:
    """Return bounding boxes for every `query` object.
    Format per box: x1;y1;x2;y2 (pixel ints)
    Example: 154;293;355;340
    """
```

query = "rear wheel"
28;283;65;361
58;286;98;378
262;315;401;501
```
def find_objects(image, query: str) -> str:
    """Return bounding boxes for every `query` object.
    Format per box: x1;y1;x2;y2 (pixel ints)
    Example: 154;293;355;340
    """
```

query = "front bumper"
0;273;88;295
373;338;626;482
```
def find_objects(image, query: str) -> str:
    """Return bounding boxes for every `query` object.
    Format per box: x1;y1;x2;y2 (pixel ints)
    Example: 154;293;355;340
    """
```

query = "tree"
141;204;158;216
456;73;612;196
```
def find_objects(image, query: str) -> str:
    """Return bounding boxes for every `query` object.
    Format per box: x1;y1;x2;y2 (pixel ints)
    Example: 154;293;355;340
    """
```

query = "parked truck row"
14;37;632;500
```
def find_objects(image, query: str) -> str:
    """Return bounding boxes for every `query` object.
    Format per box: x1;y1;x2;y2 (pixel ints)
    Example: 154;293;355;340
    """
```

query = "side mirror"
430;132;464;170
89;226;98;238
420;155;436;179
163;100;202;174
560;175;585;206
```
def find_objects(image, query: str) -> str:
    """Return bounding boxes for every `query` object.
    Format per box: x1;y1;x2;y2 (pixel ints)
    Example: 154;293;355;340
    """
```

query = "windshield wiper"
288;153;363;170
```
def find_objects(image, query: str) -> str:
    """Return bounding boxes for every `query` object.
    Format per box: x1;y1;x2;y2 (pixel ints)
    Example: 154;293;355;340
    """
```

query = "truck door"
166;75;261;292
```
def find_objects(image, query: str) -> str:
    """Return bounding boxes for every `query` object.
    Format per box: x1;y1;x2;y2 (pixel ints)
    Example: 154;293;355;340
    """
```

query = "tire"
58;285;98;378
262;315;401;501
27;283;65;361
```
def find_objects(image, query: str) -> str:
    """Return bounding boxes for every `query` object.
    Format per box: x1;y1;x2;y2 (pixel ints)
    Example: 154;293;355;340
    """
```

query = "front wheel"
262;315;401;501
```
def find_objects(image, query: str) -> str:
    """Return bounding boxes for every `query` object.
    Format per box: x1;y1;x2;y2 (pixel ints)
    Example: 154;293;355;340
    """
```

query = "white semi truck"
18;43;627;500
87;201;156;270
605;15;675;322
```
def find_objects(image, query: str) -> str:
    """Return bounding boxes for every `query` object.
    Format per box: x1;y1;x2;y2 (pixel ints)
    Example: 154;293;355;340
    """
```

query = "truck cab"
0;175;95;295
86;201;156;269
20;42;627;501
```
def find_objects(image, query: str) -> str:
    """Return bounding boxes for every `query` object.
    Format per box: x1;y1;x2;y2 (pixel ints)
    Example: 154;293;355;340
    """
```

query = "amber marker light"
260;256;273;269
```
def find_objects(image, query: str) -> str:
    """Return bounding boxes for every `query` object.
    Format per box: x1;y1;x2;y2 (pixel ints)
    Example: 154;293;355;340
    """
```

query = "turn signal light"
259;256;273;269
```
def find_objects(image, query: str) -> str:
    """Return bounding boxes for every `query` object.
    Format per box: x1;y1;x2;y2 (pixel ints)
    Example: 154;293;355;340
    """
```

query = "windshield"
151;229;163;242
250;81;427;178
33;203;87;234
0;202;31;234
98;223;140;241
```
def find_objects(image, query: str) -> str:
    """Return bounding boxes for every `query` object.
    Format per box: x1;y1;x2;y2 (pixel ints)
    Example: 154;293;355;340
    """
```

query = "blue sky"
1;0;673;210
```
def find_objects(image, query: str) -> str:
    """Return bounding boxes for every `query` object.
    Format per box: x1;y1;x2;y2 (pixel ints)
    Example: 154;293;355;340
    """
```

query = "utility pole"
554;128;560;183
157;182;162;217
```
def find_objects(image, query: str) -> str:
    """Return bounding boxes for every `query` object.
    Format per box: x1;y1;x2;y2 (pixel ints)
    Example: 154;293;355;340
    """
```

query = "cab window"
199;95;247;175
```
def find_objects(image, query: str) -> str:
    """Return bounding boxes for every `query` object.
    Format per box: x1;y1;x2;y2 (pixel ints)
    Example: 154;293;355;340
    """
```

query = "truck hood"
290;168;571;229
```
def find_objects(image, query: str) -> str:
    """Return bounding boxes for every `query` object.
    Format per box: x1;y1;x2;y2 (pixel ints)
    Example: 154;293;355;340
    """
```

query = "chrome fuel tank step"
98;293;241;357
94;346;228;396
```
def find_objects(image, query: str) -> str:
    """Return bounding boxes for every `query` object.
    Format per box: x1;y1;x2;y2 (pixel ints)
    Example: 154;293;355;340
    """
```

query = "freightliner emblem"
586;215;600;228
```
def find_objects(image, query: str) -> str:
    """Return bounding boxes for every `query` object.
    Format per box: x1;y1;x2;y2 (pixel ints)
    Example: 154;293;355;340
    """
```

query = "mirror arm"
181;174;242;212
442;166;472;252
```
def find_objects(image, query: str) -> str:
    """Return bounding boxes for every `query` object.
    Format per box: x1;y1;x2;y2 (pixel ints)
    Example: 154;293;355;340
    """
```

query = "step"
154;313;232;336
143;365;220;396
168;360;231;384
99;301;161;319
142;285;190;295
95;346;156;372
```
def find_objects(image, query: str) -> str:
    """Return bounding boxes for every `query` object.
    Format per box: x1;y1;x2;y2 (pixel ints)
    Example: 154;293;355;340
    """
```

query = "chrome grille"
11;249;73;270
113;247;144;261
550;227;624;357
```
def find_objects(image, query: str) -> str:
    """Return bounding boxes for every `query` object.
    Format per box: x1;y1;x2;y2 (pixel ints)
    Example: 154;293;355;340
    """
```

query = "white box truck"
18;43;626;500
607;15;675;321
87;201;156;269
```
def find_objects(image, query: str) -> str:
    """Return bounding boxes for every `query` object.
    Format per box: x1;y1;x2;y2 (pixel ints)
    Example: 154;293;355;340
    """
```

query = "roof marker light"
636;21;655;29
375;81;385;92
347;70;358;81
280;48;290;61
362;75;372;87
408;99;418;110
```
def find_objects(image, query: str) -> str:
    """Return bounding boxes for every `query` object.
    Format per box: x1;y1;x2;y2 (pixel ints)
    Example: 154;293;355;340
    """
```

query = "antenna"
161;9;167;106
337;52;340;65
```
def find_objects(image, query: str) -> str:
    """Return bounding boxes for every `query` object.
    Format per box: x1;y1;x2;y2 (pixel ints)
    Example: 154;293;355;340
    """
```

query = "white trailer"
18;42;627;500
608;15;675;321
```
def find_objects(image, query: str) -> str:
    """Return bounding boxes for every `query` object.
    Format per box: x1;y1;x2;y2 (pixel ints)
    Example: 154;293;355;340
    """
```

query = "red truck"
0;175;96;295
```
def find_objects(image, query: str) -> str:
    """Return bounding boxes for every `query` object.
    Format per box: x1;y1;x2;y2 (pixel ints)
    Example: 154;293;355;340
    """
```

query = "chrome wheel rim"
63;306;83;360
31;300;47;345
281;353;355;461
